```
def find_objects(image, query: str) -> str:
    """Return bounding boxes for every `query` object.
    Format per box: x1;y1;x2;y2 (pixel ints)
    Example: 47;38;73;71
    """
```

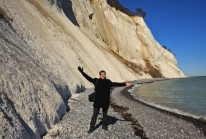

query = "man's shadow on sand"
94;115;128;130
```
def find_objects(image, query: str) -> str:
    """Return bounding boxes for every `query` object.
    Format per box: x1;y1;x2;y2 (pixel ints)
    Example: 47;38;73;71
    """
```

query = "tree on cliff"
162;45;176;57
135;8;147;18
107;0;147;18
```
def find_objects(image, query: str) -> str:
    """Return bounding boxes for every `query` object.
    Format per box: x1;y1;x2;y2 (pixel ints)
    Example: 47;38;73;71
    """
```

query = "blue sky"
118;0;206;76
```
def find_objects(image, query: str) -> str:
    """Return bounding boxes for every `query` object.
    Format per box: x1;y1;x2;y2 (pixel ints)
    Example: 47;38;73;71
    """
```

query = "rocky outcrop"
0;0;185;138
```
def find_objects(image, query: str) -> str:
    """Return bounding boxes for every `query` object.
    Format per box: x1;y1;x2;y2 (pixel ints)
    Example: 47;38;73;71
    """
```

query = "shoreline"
111;78;206;138
127;78;206;120
126;78;206;120
122;85;206;136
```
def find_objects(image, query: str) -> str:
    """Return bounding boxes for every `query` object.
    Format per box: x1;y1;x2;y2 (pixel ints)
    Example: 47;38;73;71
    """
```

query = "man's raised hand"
78;66;83;73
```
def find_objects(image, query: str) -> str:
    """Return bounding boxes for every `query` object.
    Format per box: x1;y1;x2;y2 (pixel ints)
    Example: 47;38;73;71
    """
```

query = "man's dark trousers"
90;107;108;128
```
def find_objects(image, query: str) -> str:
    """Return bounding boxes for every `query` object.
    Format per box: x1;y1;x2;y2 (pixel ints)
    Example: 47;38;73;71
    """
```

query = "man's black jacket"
81;71;126;109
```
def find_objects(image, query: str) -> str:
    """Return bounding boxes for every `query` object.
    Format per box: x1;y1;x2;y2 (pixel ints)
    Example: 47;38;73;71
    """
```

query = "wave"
128;83;143;93
129;83;206;121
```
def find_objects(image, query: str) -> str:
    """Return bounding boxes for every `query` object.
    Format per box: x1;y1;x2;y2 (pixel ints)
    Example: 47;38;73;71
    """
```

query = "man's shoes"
102;125;108;131
102;117;108;131
87;127;95;133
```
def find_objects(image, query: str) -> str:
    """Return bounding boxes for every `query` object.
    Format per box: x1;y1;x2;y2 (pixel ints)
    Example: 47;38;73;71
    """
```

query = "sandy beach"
43;79;206;139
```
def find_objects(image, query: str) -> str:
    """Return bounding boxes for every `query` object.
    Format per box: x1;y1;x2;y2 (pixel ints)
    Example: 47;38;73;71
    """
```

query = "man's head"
99;70;106;79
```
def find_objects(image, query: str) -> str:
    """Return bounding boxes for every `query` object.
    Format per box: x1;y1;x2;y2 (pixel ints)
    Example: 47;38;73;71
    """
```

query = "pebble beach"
43;79;206;139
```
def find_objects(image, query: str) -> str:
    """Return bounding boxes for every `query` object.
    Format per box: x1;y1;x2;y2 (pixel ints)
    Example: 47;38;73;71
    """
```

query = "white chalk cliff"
0;0;185;138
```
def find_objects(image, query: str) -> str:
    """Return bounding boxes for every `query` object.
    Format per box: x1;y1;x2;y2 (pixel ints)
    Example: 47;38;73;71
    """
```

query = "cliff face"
72;0;185;78
0;0;185;138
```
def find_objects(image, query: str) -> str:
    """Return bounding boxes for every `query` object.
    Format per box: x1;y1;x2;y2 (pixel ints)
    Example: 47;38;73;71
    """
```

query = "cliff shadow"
76;83;86;93
61;0;80;27
34;114;49;138
52;83;71;112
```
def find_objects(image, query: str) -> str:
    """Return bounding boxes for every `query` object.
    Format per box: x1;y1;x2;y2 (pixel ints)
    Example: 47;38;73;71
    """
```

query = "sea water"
131;76;206;119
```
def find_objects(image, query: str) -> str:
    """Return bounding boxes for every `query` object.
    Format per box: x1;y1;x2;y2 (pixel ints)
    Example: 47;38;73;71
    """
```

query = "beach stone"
43;88;139;139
